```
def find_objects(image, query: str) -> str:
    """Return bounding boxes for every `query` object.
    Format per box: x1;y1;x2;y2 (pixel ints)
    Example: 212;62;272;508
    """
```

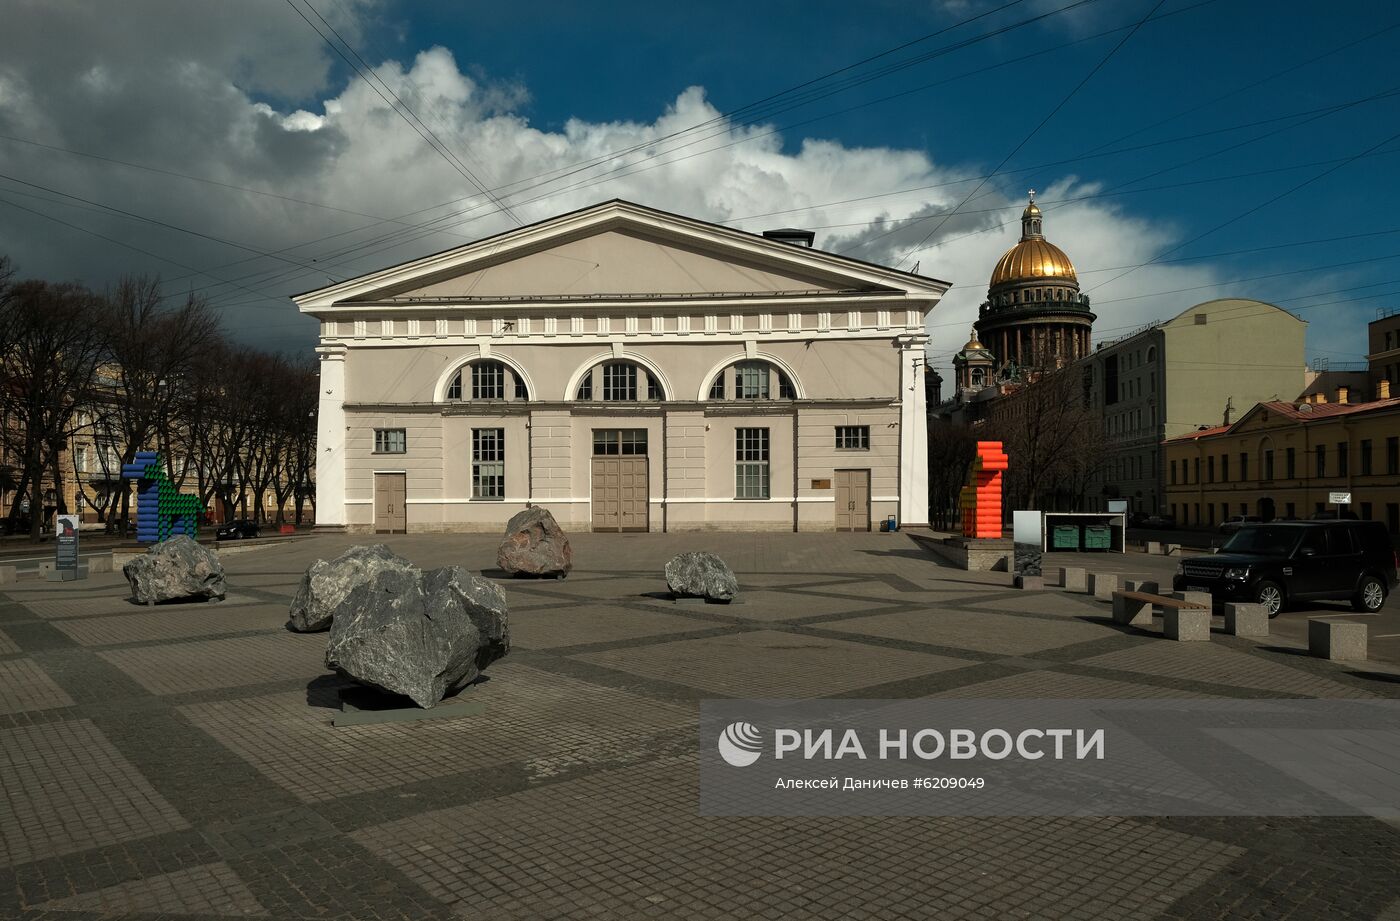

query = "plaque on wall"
811;479;832;489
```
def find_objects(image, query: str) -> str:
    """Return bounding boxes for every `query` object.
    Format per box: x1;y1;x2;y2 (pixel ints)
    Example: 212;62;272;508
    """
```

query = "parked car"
1142;514;1176;530
216;519;260;540
1310;509;1360;520
1218;515;1262;534
1173;520;1397;617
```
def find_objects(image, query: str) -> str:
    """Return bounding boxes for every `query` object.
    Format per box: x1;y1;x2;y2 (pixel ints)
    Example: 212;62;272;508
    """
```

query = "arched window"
704;359;798;401
575;361;663;401
445;359;529;402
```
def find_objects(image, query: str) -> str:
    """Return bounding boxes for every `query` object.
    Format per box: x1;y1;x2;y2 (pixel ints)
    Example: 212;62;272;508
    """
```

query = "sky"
0;0;1396;382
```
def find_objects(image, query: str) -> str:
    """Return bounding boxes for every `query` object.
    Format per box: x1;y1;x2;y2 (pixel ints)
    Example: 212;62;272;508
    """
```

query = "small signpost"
50;513;82;582
1328;491;1352;519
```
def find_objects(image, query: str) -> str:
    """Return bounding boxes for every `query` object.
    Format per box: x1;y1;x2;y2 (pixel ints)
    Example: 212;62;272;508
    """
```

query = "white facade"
293;200;947;533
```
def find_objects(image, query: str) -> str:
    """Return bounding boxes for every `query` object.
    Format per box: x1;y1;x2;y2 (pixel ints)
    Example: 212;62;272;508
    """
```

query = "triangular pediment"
367;227;860;300
293;200;949;311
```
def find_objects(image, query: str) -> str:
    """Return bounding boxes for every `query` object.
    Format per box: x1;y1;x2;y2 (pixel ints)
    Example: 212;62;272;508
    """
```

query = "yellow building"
1163;396;1400;536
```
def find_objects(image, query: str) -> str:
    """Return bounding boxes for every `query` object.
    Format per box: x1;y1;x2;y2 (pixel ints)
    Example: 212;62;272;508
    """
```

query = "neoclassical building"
294;200;947;533
972;194;1094;374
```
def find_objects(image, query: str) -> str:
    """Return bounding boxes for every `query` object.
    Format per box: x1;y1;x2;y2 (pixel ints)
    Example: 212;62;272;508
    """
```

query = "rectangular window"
373;428;406;454
471;428;505;499
1207;503;1215;526
1338;442;1349;476
1286;447;1296;479
736;362;770;400
1316;444;1326;478
592;429;648;456
1220;454;1229;483
1207;456;1215;484
835;426;870;450
1264;450;1274;481
1360;439;1373;476
1388;437;1399;475
1239;452;1248;481
74;447;86;473
602;364;636;401
1193;457;1200;484
471;362;504;400
1285;502;1295;519
735;428;770;499
1361;502;1373;520
1170;460;1177;486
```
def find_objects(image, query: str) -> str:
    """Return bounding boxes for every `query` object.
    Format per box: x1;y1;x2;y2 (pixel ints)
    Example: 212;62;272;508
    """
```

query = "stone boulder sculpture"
325;563;510;708
123;535;226;604
288;544;407;632
665;551;738;602
496;506;572;577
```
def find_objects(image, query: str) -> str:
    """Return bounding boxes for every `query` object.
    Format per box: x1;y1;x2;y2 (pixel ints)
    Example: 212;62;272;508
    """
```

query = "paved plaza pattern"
0;532;1398;919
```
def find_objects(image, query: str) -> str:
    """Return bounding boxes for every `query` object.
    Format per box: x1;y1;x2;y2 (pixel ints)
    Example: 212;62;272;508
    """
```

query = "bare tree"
927;420;976;530
0;280;105;539
100;277;223;532
985;366;1101;512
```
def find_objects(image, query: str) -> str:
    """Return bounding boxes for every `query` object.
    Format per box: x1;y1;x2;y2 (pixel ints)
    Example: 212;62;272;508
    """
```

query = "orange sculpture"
959;441;1008;539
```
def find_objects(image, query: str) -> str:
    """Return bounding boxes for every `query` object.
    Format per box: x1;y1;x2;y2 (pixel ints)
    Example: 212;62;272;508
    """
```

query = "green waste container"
1083;524;1112;551
1052;524;1081;550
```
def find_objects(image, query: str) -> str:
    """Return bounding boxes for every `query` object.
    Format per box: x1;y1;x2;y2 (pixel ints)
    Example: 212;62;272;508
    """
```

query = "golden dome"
961;328;986;351
989;238;1077;288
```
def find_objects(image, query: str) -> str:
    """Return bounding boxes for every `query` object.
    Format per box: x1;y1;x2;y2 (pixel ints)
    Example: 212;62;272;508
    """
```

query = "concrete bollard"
1015;575;1044;590
1089;572;1118;601
1059;567;1087;593
1171;590;1212;610
1125;579;1159;594
87;552;114;574
1112;592;1153;627
1145;541;1162;555
1224;603;1268;637
1164;544;1182;556
1164;607;1211;641
1308;619;1367;661
0;565;14;584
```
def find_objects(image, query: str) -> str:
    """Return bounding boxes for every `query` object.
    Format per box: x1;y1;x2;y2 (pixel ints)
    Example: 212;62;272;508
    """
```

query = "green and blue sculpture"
120;451;200;542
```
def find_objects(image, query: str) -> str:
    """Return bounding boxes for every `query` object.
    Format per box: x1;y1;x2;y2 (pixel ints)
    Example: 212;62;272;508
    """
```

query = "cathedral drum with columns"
293;200;947;534
972;194;1094;375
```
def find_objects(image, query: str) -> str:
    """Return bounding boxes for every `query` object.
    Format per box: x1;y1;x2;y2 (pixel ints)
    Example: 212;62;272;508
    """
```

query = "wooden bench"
1112;590;1210;640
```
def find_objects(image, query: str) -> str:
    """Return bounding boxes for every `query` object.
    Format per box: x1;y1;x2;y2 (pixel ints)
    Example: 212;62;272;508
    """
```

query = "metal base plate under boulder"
332;685;485;727
665;551;739;603
122;535;226;604
496;507;573;578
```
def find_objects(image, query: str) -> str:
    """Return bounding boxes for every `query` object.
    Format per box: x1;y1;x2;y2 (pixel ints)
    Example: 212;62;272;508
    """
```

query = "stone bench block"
1164;544;1182;556
1014;575;1044;590
1170;590;1211;610
1164;607;1210;641
87;552;114;574
1112;592;1152;627
1224;603;1268;637
1058;567;1087;592
0;565;14;584
1089;572;1118;601
1125;579;1158;594
1308;619;1367;662
1145;541;1162;554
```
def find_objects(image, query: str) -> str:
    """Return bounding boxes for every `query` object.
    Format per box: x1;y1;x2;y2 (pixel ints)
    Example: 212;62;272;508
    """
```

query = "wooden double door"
374;473;407;534
591;457;649;532
835;468;870;532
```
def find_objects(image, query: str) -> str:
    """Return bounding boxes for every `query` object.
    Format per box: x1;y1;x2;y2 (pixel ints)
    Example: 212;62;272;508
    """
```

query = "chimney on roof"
1380;380;1392;400
1222;396;1234;426
1336;385;1349;404
762;228;815;248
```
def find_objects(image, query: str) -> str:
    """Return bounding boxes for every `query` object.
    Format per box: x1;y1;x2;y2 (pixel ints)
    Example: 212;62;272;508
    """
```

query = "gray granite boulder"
288;544;408;632
123;535;226;604
325;564;510;708
665;551;738;602
497;506;572;577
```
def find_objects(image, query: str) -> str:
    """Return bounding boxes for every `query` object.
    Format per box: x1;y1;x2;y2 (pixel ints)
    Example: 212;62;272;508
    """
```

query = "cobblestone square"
0;531;1397;919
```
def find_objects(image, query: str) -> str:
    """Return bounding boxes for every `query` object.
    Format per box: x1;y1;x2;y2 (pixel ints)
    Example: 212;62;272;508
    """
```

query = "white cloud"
0;0;1302;372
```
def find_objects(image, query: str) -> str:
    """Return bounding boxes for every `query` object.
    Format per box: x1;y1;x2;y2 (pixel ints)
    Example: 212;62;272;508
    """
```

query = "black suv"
1173;520;1396;617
